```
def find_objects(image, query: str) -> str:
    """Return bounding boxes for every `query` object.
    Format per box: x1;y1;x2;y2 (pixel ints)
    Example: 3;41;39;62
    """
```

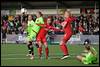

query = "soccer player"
25;15;36;60
76;39;97;64
59;10;74;59
36;17;62;59
25;12;44;60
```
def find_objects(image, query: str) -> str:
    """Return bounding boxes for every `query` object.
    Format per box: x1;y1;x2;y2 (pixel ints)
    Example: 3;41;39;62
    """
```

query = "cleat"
30;56;34;60
46;56;48;59
26;54;32;57
61;55;70;60
39;56;42;60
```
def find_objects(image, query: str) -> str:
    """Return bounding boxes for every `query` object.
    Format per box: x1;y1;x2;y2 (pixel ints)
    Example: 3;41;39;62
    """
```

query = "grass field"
1;43;99;66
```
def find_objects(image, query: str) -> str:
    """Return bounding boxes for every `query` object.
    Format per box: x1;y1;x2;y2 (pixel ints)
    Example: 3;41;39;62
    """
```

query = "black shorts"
2;33;6;39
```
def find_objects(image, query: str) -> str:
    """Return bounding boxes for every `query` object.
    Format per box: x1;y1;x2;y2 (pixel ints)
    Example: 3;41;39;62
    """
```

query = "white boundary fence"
1;34;99;45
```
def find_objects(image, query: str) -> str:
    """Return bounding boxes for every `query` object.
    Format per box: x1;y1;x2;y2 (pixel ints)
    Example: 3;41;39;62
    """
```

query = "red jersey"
38;25;48;37
63;17;73;33
37;23;61;37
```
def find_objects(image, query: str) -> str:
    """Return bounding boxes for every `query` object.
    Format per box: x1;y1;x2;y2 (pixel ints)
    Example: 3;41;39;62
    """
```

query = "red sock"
45;47;49;59
38;47;42;57
60;44;68;56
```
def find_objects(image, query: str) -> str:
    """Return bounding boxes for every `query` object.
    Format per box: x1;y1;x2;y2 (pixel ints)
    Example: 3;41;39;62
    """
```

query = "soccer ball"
21;8;27;14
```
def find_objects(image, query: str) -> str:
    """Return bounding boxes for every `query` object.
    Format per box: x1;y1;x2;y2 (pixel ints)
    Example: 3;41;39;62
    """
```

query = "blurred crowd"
1;13;99;35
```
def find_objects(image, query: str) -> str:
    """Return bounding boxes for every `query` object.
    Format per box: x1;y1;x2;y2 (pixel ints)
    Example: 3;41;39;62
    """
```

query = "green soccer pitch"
1;43;99;66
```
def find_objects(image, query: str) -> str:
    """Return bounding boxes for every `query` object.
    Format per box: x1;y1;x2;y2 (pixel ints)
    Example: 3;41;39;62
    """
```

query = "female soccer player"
36;17;62;59
76;39;97;64
59;10;73;59
25;15;37;60
25;12;44;60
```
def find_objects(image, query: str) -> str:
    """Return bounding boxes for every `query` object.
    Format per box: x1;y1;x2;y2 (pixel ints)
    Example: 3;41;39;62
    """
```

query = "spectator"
1;13;99;35
77;21;85;34
22;12;28;22
1;26;7;43
14;16;20;34
93;23;99;35
8;20;14;34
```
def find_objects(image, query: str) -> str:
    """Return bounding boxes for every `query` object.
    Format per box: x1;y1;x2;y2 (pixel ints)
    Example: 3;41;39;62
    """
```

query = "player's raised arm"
36;24;47;28
47;25;63;32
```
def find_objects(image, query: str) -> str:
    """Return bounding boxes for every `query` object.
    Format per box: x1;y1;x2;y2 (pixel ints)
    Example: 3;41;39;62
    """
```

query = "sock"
29;41;34;55
27;45;31;54
60;44;68;56
45;47;49;59
30;46;34;55
38;47;42;57
35;43;39;48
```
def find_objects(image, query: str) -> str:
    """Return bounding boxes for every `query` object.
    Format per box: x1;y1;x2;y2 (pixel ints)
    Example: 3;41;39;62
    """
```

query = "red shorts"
62;31;72;43
36;35;47;44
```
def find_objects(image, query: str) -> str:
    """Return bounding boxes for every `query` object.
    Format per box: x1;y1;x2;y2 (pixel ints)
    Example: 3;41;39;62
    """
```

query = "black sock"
30;46;34;55
27;45;31;54
27;41;32;54
35;43;39;48
29;41;34;55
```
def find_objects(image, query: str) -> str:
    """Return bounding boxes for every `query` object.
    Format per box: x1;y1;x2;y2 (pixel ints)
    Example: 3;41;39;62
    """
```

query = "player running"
76;39;97;64
36;17;62;59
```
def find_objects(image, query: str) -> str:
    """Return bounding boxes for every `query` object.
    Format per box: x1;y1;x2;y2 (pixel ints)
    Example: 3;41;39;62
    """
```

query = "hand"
61;21;66;28
44;28;48;31
60;29;64;32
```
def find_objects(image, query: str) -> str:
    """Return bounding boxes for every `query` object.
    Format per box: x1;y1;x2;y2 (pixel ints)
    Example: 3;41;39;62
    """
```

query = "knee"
44;42;48;48
36;40;40;44
76;55;80;59
60;41;65;45
38;41;42;47
76;55;82;61
27;41;31;45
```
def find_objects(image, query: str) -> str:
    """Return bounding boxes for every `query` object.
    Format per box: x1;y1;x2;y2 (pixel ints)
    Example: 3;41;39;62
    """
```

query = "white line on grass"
1;53;78;60
1;54;26;56
1;58;28;60
1;56;70;60
1;53;79;56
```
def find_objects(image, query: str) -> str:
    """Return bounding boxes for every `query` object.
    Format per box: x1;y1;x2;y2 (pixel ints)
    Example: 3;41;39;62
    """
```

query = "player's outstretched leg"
76;55;83;62
26;41;34;60
44;42;49;59
26;41;32;57
60;41;69;59
30;44;34;60
60;33;72;59
37;41;42;59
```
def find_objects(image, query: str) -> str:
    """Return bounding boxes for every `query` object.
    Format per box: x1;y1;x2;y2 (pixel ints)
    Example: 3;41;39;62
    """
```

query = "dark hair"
84;39;91;45
28;14;33;20
38;11;43;16
85;45;90;50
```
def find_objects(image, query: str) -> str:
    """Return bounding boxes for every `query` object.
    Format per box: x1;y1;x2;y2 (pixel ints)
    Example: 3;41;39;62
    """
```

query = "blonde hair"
64;10;72;17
